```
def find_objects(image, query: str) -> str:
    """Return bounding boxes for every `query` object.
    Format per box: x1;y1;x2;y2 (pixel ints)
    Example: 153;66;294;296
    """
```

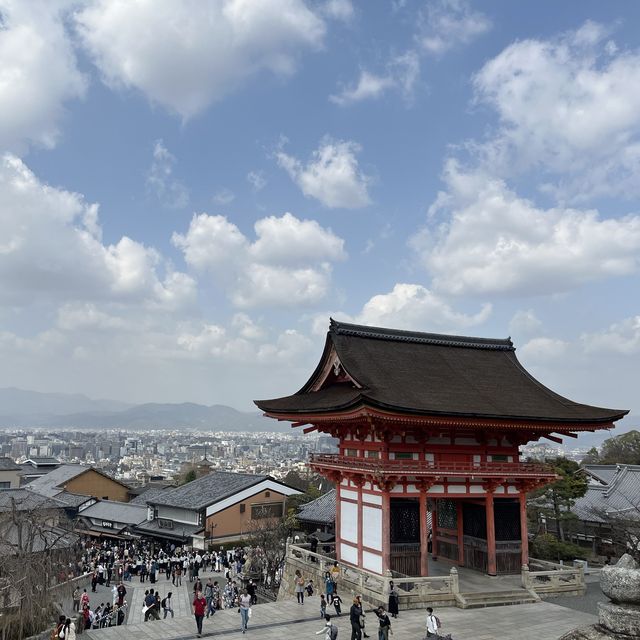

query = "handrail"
309;453;556;477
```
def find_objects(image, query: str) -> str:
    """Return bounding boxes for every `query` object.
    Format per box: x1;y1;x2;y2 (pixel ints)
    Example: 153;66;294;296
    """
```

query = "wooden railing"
309;453;556;478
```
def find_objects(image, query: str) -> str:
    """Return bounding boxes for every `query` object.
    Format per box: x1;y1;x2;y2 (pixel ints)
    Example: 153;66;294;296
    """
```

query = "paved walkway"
85;594;596;640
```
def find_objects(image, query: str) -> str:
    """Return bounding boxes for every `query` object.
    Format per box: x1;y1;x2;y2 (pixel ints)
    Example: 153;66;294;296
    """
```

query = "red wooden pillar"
357;481;363;567
486;492;497;576
419;490;429;576
431;499;439;559
519;492;529;567
381;489;391;573
456;501;465;566
335;483;342;562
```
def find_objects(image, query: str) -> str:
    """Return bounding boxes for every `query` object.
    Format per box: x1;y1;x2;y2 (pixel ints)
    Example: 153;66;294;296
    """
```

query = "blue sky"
1;0;640;441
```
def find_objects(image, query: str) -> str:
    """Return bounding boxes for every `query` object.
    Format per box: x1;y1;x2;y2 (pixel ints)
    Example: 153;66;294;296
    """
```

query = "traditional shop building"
255;320;627;577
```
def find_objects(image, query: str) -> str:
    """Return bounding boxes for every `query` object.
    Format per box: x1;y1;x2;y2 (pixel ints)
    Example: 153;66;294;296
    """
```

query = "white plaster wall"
448;485;466;494
362;551;382;574
341;543;358;565
507;485;518;494
428;485;444;493
469;485;484;494
362;505;382;551
425;453;434;463
157;505;199;524
340;500;358;543
362;493;382;505
341;489;358;501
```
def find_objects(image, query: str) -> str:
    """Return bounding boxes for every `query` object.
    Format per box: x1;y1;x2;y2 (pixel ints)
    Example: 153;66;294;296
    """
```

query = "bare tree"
243;506;298;597
0;495;80;640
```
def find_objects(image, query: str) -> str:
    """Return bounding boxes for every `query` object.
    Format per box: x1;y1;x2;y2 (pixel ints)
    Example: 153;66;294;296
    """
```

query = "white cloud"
247;170;267;191
419;0;491;55
352;283;491;332
320;0;354;22
146;140;189;209
582;316;640;355
415;161;640;296
212;188;235;206
0;0;86;151
519;337;568;362
330;51;420;106
509;310;542;337
276;138;372;208
57;303;127;332
172;214;248;273
0;153;195;308
330;71;395;106
233;263;332;308
473;21;640;201
75;0;326;120
172;211;346;307
249;213;345;265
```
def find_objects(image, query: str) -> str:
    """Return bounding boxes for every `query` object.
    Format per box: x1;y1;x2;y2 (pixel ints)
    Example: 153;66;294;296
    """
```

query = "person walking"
72;587;80;613
205;578;216;618
349;597;363;640
192;590;207;638
239;588;252;634
162;592;174;619
324;571;335;604
316;614;338;640
320;594;327;619
425;607;441;638
332;593;343;617
116;582;126;607
375;607;391;640
295;570;305;604
387;582;399;619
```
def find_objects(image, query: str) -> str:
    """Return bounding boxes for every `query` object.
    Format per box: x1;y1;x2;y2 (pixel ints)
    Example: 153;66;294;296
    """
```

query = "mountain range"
0;388;288;432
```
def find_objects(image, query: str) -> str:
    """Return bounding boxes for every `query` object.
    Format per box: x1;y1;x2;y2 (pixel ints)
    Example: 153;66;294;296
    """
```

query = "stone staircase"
457;588;540;609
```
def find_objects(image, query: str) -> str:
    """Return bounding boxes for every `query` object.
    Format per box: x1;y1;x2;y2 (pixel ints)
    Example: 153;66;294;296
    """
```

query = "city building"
26;464;132;502
77;500;148;540
0;457;21;489
138;471;301;548
256;320;628;576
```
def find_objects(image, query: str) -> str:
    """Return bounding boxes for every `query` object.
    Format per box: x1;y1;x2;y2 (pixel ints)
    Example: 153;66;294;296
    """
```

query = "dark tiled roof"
79;500;148;525
130;487;170;505
24;457;60;466
0;489;66;512
255;320;627;425
53;491;94;507
297;489;336;524
573;465;640;523
0;457;20;471
148;471;267;510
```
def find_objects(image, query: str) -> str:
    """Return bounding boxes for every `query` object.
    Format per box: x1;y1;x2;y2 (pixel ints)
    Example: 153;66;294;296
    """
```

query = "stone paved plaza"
84;568;598;640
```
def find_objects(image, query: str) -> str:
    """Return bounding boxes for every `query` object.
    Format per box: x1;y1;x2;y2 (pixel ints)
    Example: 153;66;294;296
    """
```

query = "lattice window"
390;499;420;543
437;499;457;530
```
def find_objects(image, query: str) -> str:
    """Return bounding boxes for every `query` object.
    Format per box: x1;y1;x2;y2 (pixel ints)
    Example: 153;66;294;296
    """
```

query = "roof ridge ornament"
329;319;514;351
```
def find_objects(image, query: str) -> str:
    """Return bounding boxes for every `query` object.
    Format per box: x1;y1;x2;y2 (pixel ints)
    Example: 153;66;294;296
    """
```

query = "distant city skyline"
0;1;639;432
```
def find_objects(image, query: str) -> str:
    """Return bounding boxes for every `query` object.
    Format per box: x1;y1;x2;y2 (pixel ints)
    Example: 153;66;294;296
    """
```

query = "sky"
1;0;640;439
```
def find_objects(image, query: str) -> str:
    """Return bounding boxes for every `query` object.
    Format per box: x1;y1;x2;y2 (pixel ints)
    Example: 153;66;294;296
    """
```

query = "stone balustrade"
522;559;586;598
283;543;460;609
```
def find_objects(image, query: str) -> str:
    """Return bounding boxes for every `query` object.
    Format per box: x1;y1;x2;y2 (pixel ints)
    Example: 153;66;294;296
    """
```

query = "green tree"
181;469;197;485
580;447;600;465
529;457;588;541
599;430;640;465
